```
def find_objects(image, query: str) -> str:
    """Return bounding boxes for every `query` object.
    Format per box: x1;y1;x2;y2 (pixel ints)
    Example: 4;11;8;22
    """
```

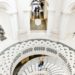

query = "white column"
16;0;28;41
47;10;55;35
9;13;18;40
60;13;71;40
23;10;31;33
50;0;63;41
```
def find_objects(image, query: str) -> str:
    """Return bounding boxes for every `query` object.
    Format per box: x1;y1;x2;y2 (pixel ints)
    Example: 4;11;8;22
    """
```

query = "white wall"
59;0;75;49
1;0;75;50
67;13;75;33
0;0;18;52
0;12;12;39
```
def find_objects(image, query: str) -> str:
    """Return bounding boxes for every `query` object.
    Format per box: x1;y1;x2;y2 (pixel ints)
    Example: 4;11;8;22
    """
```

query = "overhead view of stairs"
0;39;75;75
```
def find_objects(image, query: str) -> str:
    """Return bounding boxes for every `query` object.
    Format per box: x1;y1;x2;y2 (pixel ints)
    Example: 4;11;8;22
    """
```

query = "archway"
30;0;48;30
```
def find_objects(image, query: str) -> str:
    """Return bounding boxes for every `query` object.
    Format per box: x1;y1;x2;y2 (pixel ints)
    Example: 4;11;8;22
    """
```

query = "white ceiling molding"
0;1;10;11
0;0;17;14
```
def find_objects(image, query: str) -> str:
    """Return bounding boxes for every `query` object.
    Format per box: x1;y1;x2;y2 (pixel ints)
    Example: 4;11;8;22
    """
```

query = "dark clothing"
40;2;44;9
38;61;44;67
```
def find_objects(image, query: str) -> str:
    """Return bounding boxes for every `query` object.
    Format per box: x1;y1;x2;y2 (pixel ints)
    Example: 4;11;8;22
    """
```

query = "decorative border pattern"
0;39;75;75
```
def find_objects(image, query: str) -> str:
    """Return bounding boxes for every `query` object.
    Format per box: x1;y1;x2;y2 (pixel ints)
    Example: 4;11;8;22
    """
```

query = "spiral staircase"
18;56;71;75
0;39;75;75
